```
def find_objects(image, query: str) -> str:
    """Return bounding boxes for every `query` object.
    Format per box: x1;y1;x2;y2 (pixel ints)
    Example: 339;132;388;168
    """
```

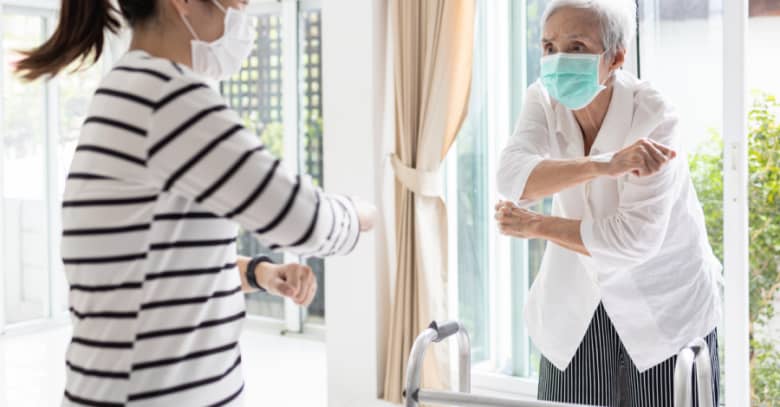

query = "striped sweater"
61;50;359;406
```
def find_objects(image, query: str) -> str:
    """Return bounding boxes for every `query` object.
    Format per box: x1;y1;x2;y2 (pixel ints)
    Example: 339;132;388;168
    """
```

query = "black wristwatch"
246;256;273;292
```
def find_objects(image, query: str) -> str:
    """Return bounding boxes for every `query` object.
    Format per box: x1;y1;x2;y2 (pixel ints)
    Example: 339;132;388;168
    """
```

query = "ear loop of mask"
597;51;613;87
178;0;228;41
579;51;611;117
210;0;227;13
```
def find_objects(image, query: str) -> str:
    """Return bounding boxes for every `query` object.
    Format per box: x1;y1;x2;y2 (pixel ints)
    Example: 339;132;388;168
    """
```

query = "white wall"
321;0;394;405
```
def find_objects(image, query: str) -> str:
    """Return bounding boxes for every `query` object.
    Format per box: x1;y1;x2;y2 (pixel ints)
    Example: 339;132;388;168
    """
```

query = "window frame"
0;2;65;333
0;0;329;337
721;0;750;405
225;0;327;335
0;1;118;332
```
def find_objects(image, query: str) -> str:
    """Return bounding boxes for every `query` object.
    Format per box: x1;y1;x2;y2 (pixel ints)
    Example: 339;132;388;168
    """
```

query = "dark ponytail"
14;0;122;81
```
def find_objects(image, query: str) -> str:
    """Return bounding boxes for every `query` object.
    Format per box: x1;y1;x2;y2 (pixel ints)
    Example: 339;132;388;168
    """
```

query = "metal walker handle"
404;320;714;407
673;338;715;407
404;320;471;407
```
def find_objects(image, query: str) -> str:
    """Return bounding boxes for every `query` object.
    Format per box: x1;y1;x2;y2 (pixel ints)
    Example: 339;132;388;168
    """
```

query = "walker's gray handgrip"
430;320;460;342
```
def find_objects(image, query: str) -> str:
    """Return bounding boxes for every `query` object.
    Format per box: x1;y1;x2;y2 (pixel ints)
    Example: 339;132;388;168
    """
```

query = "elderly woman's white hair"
541;0;637;57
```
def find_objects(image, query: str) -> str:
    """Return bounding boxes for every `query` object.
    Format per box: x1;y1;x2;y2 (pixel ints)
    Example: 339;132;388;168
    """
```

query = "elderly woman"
495;0;721;406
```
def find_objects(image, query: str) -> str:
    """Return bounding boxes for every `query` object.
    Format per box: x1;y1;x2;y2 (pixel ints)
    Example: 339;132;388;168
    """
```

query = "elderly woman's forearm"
522;158;606;201
532;216;591;256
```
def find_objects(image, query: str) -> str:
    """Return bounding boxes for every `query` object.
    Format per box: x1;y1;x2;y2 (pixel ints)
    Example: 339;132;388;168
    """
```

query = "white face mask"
179;0;255;81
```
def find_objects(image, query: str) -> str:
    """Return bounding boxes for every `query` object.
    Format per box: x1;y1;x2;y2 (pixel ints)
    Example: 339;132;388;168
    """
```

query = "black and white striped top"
61;50;359;406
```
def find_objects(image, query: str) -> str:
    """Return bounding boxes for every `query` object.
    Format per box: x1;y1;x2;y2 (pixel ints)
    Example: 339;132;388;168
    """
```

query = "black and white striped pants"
538;303;719;407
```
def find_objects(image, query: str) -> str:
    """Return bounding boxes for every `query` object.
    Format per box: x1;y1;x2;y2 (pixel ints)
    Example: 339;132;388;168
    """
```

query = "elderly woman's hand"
602;138;677;178
494;201;543;239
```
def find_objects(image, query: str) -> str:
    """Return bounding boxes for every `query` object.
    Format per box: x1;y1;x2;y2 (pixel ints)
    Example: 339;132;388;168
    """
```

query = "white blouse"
497;70;722;372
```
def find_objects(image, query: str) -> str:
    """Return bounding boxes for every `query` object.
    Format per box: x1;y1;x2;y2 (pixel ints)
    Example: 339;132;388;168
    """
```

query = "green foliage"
689;92;780;406
302;116;324;186
259;122;285;158
752;338;780;405
240;115;285;158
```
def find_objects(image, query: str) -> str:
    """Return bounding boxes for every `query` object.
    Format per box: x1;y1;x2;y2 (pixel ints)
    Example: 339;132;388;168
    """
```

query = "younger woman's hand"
353;197;377;232
256;262;317;306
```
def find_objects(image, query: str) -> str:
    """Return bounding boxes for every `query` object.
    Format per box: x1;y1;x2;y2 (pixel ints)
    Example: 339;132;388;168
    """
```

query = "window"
1;5;105;328
640;2;780;404
219;0;325;329
0;0;325;333
452;0;490;365
450;0;761;401
2;13;50;325
635;0;729;401
298;8;325;324
447;0;552;394
221;11;287;321
744;2;780;404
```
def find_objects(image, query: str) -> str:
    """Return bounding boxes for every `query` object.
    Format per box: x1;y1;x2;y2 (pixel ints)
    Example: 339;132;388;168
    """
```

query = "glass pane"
2;14;49;324
524;0;550;89
508;0;550;379
221;13;285;320
746;2;780;404
456;0;490;364
638;0;725;401
639;0;723;152
298;8;326;325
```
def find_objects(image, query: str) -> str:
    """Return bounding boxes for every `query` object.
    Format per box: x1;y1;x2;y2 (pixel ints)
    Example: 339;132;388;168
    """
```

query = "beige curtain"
382;0;475;403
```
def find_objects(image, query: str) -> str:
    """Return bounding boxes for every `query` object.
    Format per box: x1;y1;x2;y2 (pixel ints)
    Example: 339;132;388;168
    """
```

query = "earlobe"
612;50;626;70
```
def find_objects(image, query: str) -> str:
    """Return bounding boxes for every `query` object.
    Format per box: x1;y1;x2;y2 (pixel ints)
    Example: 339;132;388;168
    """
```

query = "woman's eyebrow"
564;33;591;40
542;33;592;43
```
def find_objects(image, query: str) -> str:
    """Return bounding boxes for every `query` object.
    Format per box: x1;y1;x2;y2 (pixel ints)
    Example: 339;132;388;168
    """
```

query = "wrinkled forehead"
542;6;603;46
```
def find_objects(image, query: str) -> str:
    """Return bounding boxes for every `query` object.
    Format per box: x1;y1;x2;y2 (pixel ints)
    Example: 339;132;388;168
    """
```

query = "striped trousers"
538;303;719;407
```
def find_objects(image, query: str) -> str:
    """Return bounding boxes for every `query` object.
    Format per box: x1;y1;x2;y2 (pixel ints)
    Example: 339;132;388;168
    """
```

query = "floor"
0;323;327;406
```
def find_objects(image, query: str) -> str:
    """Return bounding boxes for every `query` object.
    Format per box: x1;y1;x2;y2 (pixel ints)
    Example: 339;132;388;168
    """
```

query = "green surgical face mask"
540;52;607;110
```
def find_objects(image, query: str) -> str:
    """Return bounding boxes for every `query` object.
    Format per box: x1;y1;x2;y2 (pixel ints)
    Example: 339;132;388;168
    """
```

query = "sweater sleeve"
145;77;360;257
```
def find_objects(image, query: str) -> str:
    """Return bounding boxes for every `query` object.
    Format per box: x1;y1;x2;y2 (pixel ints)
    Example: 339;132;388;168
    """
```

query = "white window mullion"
0;2;7;333
486;0;512;374
633;0;659;79
280;0;303;333
43;14;60;321
507;0;532;378
445;141;460;388
722;0;750;405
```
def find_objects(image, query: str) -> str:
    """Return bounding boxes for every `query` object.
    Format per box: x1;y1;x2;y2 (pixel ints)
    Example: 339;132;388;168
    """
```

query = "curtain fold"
382;0;475;403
